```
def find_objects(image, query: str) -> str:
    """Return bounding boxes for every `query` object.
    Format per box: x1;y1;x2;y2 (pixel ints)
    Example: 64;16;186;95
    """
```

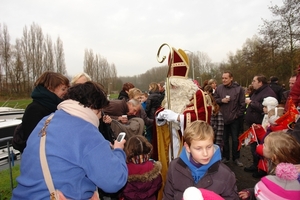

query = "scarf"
57;99;99;128
128;154;150;164
31;85;63;111
180;145;221;184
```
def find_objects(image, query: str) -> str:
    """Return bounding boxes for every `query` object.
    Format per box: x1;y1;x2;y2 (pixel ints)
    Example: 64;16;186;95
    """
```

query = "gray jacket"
214;82;246;124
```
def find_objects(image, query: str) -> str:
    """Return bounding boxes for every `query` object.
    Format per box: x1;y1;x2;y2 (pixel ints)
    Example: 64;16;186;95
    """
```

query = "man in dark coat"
269;76;283;104
214;71;246;167
244;75;277;178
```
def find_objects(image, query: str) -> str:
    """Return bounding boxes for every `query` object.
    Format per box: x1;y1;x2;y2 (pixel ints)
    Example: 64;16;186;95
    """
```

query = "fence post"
0;137;14;191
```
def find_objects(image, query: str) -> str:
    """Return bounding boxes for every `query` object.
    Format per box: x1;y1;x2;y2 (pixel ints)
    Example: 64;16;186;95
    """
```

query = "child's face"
140;95;147;103
263;106;268;114
184;138;214;165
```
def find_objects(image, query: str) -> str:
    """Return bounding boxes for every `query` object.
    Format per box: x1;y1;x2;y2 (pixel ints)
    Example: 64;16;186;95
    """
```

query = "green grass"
109;93;118;100
0;164;20;200
0;93;118;110
0;99;31;109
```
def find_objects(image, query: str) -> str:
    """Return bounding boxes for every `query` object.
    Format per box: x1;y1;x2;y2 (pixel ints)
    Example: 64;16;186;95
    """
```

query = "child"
119;135;162;200
140;92;148;110
239;131;300;199
253;97;283;178
163;120;238;200
204;85;224;152
254;162;300;199
262;131;300;174
261;97;280;131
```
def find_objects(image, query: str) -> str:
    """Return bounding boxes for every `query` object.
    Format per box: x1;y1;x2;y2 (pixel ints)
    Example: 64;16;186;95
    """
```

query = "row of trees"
0;22;118;96
1;0;299;96
83;49;118;93
221;0;300;87
0;23;67;95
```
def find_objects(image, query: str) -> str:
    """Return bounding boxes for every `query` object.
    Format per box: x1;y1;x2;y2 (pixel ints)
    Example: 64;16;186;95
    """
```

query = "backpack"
12;123;26;152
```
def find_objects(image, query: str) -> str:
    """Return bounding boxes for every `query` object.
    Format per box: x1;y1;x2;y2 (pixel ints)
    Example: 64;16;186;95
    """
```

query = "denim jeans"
222;118;241;161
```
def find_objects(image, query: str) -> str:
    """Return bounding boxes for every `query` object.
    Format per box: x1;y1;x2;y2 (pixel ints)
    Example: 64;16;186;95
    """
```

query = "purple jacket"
120;161;162;200
245;84;276;126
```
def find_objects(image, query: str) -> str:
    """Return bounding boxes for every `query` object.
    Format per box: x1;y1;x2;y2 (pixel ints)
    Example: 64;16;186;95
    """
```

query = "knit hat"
262;97;278;112
183;186;224;200
254;163;300;200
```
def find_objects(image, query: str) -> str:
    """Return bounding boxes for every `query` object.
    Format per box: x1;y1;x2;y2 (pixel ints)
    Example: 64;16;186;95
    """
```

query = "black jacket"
20;85;62;152
269;82;283;103
118;90;129;101
145;91;162;119
245;84;276;126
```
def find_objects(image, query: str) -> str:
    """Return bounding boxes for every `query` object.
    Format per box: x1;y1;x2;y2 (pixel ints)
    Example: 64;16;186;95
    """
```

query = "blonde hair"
70;72;91;86
264;131;300;174
208;79;216;85
184;120;214;146
128;88;142;100
149;82;159;92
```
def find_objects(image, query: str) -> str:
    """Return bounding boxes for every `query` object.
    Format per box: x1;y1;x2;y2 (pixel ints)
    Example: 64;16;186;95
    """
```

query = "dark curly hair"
63;81;109;109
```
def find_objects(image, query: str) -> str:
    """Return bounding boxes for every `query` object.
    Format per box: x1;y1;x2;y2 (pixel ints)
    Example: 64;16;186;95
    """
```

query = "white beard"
162;77;198;130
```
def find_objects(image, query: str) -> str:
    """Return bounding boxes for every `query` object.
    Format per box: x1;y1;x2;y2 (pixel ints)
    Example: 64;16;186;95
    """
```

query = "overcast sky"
2;0;283;77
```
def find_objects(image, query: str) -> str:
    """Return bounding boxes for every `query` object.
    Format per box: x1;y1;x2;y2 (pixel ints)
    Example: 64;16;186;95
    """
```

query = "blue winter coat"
12;109;128;200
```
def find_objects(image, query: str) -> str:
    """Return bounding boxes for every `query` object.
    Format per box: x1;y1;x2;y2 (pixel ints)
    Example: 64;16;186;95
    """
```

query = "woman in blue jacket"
12;81;128;200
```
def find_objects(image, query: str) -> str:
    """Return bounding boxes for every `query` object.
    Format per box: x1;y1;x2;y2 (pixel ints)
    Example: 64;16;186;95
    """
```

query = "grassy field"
0;99;31;109
0;164;20;200
0;93;118;110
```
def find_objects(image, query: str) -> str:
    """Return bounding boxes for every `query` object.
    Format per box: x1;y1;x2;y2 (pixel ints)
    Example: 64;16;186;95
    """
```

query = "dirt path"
224;144;259;191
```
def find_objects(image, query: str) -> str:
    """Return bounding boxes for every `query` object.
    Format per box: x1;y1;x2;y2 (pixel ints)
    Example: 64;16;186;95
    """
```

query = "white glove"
157;112;165;120
159;109;179;122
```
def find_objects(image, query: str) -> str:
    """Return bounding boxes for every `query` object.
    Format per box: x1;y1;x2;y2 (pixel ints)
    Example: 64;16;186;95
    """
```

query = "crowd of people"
11;47;300;200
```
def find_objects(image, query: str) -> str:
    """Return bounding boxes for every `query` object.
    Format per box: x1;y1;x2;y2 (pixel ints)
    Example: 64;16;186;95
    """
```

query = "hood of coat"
127;161;162;182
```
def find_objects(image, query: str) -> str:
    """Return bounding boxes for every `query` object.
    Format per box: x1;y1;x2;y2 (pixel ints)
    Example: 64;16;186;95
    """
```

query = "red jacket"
289;65;300;108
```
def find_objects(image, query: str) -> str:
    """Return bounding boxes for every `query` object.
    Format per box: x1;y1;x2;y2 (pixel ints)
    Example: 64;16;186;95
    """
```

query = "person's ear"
47;86;53;92
184;142;191;153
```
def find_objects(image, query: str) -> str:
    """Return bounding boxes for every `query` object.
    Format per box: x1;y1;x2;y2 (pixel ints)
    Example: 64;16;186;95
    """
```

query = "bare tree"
30;23;44;78
13;39;25;93
268;0;300;74
54;37;66;75
0;24;12;91
84;49;94;79
259;20;281;67
20;26;32;92
43;35;54;71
